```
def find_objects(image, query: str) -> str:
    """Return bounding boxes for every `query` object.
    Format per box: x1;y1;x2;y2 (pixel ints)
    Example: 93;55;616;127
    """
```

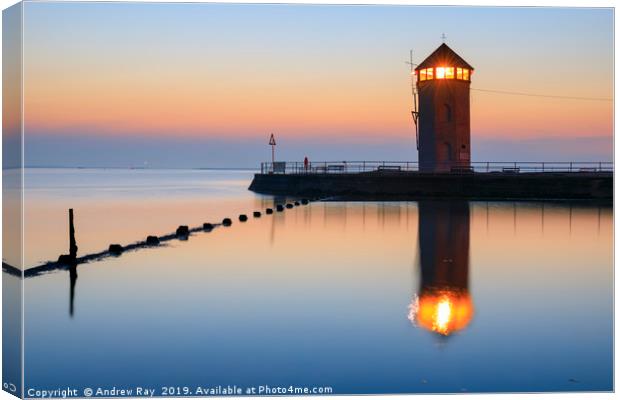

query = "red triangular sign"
269;134;276;146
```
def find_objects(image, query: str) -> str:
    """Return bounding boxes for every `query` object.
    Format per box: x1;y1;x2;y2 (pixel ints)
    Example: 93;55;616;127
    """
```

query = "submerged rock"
176;225;189;238
108;244;123;254
146;236;160;246
57;254;75;265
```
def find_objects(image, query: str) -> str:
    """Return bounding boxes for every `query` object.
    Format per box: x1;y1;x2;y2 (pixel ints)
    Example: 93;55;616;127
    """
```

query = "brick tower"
415;44;474;172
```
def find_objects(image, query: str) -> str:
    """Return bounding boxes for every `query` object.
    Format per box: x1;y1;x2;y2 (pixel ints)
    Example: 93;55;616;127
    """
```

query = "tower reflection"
409;201;473;336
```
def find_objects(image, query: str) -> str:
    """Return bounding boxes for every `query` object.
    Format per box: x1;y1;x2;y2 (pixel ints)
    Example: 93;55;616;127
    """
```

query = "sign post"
269;133;276;169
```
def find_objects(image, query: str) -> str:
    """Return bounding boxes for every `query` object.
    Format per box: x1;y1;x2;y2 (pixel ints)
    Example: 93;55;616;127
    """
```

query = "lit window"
420;69;427;81
436;67;445;79
463;69;470;80
426;68;433;80
445;67;454;79
456;68;463;79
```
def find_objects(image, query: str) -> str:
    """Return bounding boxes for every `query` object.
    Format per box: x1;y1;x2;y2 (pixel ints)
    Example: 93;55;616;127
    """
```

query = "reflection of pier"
410;201;473;336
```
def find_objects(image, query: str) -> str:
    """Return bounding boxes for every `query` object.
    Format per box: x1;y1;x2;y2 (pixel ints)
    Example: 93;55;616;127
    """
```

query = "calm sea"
5;168;614;395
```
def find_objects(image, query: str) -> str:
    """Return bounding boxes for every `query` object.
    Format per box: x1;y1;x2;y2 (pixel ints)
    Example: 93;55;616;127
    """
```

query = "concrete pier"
249;171;612;200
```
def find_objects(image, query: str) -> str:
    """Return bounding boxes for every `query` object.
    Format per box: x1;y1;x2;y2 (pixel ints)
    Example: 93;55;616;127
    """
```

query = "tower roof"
415;43;474;71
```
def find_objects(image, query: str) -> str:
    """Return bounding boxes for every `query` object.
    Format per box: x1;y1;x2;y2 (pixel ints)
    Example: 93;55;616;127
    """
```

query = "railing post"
570;162;572;173
542;162;545;172
599;162;602;171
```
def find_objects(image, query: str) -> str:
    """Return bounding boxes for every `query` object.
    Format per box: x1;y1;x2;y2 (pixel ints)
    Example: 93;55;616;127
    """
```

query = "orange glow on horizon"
23;56;611;141
23;67;412;138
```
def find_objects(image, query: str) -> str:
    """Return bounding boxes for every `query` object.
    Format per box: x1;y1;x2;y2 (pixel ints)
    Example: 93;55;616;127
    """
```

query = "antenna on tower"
405;49;420;150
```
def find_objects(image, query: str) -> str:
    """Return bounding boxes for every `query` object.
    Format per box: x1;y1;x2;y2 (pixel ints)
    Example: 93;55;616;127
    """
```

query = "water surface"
17;169;613;395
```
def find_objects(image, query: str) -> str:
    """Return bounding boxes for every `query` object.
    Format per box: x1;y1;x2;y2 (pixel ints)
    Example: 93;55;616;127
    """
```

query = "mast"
407;50;420;150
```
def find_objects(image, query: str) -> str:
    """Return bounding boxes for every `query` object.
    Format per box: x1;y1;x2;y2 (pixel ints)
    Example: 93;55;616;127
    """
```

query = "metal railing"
259;161;613;175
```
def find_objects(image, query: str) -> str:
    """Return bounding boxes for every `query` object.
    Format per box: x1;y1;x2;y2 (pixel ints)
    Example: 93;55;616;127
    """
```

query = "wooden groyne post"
68;208;78;317
69;264;77;317
69;208;78;260
58;208;79;265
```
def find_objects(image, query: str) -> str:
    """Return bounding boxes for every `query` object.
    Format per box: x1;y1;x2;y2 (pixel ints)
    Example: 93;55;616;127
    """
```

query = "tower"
415;44;474;172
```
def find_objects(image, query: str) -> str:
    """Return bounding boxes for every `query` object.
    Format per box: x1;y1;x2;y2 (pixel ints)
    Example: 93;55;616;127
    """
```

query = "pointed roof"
415;43;474;71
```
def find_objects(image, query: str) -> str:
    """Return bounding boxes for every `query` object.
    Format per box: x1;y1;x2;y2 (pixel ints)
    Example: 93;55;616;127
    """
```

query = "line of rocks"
20;198;315;278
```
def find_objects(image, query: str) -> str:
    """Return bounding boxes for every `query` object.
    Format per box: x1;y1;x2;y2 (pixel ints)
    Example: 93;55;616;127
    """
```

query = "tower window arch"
444;103;452;122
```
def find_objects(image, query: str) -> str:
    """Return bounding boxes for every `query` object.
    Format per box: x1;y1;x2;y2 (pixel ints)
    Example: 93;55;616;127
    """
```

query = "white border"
0;2;616;400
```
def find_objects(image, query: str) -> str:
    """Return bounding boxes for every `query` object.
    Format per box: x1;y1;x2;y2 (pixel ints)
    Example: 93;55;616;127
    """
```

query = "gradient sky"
19;2;613;167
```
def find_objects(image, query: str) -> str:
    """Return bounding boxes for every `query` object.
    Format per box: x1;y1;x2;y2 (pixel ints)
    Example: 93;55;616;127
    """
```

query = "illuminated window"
463;69;470;80
420;69;427;81
426;67;433;80
436;67;446;79
456;68;463;79
445;67;454;79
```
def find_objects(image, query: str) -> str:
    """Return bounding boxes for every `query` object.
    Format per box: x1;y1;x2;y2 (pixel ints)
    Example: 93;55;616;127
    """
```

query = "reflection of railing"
260;161;614;174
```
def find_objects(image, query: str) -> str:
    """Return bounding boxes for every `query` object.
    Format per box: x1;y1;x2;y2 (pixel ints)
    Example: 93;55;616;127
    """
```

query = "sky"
15;2;614;167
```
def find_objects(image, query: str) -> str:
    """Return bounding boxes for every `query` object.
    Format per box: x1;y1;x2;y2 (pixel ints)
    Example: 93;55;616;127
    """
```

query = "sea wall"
248;172;613;200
